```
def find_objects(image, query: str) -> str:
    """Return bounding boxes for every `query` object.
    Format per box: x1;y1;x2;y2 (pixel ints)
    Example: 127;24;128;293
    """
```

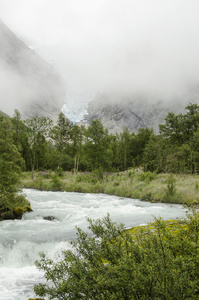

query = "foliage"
50;175;63;190
50;112;72;168
33;178;45;190
166;174;176;196
0;117;23;194
11;109;30;170
137;171;156;182
55;167;64;177
34;214;199;299
70;124;85;173
131;128;153;167
118;127;132;170
25;116;52;179
0;116;32;220
22;170;199;205
3;102;199;179
0;117;25;219
85;119;112;170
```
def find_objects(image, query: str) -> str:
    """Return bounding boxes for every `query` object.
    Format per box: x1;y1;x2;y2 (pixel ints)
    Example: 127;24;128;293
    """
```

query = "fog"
0;17;66;118
0;59;34;114
1;0;199;111
0;55;65;118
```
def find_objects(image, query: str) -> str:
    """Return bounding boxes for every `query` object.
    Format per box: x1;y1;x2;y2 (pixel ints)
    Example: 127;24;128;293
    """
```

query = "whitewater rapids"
0;189;186;300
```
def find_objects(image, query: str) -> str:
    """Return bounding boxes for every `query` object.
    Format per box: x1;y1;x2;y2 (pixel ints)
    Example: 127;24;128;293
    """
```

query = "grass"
20;169;199;205
123;219;188;236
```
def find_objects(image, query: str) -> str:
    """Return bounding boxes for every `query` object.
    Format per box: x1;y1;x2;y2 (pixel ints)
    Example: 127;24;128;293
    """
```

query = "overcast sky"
1;0;199;105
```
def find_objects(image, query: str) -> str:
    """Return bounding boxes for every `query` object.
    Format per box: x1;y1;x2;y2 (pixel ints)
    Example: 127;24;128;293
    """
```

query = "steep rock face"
82;93;187;133
0;19;65;120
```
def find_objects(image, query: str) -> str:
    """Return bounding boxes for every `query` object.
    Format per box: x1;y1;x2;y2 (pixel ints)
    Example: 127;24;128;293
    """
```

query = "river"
0;189;187;300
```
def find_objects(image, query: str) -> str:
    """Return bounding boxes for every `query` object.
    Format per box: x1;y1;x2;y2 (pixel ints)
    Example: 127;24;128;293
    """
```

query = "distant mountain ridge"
81;93;198;133
0;19;65;120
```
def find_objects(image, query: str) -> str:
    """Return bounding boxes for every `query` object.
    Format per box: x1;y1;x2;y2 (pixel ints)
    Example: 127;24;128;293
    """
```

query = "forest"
2;102;199;177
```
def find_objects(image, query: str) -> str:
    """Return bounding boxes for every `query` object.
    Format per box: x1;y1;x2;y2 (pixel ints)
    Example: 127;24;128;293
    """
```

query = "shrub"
33;179;45;190
76;175;82;182
166;174;176;197
142;192;152;201
93;168;104;180
34;214;199;300
55;167;64;177
51;175;62;190
137;171;156;182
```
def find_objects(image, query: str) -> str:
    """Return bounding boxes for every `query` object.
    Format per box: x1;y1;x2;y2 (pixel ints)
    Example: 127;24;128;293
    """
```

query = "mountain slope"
82;93;192;133
0;19;65;120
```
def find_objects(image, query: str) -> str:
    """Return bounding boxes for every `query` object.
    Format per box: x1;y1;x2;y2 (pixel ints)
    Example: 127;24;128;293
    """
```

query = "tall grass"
21;170;199;205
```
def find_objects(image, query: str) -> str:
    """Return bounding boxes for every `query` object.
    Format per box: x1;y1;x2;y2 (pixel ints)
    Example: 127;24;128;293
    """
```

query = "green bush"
75;175;82;182
76;174;94;183
34;213;199;300
137;171;156;182
142;192;152;201
51;175;62;190
166;174;176;197
55;167;64;177
93;168;104;180
33;179;45;190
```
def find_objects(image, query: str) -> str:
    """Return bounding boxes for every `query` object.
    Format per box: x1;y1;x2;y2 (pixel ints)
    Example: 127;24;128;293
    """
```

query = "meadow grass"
21;170;199;205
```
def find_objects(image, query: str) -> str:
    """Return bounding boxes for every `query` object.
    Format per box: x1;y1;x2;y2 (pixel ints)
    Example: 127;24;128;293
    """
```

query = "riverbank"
0;193;32;221
21;170;199;205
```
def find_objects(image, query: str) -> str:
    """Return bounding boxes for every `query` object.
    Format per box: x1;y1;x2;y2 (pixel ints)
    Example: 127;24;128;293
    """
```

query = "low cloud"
0;19;65;118
0;0;199;106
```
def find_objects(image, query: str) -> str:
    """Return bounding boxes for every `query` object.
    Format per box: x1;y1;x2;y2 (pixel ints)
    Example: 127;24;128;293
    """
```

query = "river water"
0;189;187;300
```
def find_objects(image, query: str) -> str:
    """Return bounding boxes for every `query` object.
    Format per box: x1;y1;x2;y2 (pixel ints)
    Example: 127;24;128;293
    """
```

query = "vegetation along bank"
33;213;199;299
1;102;199;220
22;170;199;206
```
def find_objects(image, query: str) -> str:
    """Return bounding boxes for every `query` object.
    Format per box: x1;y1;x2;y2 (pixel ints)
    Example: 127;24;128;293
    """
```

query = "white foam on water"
0;266;43;300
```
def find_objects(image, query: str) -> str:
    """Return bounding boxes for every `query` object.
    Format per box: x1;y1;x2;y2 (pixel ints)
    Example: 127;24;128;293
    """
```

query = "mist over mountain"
1;1;199;132
0;19;65;120
80;88;199;134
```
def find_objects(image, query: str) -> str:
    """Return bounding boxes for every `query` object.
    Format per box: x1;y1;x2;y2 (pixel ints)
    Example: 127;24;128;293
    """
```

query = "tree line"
1;102;199;178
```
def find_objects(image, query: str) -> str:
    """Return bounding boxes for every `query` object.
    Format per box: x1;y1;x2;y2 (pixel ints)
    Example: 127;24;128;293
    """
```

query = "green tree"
183;103;199;141
25;116;52;179
157;103;199;173
143;134;162;172
108;133;120;171
190;129;199;173
42;140;59;170
159;112;184;145
131;128;153;167
50;112;72;169
85;119;112;171
0;117;24;219
11;110;30;170
118;127;131;171
159;103;199;145
70;124;85;173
